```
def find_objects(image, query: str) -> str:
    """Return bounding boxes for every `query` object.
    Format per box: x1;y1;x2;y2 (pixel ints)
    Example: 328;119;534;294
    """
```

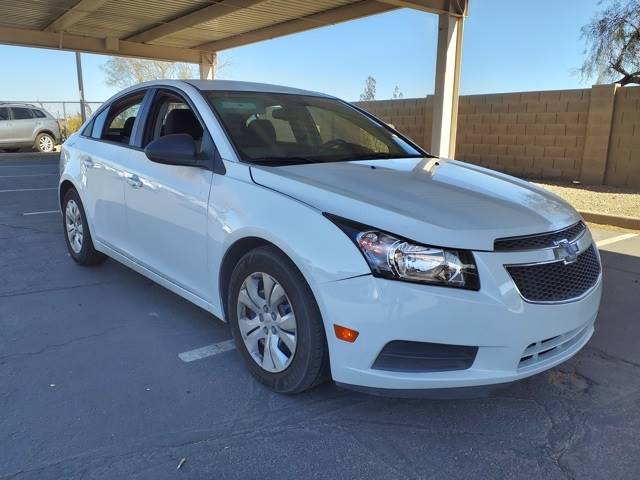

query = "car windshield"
203;91;424;165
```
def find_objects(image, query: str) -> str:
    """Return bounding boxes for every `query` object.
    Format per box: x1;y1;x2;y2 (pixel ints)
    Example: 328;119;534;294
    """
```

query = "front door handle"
126;173;143;189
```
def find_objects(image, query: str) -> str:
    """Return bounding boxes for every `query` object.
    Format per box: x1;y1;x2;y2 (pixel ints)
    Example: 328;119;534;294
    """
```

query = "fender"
206;161;371;319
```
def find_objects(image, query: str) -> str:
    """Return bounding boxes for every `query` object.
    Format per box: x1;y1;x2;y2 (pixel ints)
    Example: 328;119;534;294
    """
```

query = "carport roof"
0;0;466;63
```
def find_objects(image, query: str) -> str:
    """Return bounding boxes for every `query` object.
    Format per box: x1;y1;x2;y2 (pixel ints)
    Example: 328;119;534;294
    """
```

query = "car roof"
0;102;43;108
185;79;333;98
114;79;334;100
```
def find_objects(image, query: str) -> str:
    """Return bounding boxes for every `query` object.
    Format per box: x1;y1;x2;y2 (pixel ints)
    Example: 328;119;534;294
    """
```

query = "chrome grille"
506;245;601;303
494;222;586;251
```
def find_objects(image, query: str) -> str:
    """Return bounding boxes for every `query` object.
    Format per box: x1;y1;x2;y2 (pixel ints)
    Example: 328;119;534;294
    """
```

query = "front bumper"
315;241;602;391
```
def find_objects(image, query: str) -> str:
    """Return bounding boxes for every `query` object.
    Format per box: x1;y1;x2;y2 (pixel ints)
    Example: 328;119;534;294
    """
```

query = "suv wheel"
35;133;55;153
228;246;328;394
62;189;107;266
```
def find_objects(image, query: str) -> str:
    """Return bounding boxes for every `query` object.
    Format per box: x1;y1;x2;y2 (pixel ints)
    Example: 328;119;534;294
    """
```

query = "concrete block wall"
356;85;640;189
455;89;591;181
607;86;640;188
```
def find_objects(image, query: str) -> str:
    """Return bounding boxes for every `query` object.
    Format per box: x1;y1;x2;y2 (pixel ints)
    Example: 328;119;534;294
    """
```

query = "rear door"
79;90;148;251
9;107;35;143
122;88;214;298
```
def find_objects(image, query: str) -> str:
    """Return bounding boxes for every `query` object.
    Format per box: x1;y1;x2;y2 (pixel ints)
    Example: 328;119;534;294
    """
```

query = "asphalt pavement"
1;152;639;479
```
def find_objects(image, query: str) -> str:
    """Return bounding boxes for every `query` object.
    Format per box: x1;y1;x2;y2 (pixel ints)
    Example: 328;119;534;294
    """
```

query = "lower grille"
372;341;478;373
506;245;601;303
518;323;592;370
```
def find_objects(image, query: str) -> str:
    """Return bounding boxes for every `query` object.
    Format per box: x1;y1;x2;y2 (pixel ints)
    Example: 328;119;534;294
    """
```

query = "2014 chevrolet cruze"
58;80;602;395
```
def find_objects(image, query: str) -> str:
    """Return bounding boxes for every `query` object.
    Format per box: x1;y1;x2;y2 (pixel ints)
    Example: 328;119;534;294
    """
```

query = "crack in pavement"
0;279;124;299
0;326;125;361
588;346;640;370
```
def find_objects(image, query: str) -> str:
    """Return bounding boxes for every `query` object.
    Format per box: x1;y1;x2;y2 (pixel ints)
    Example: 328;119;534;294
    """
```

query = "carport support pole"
75;52;86;123
199;52;217;80
431;11;464;159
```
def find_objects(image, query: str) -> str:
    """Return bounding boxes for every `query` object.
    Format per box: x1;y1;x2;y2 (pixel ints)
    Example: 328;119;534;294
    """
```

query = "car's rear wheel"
228;246;328;394
35;133;55;153
62;189;106;266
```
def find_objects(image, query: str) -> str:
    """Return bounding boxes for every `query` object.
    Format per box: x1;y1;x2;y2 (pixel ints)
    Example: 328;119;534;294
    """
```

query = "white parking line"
23;210;59;216
596;233;638;248
178;339;236;362
0;187;57;193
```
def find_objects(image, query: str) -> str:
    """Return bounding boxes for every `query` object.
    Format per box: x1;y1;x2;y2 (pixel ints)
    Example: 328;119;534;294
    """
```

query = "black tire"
34;133;55;153
228;246;329;394
62;188;107;266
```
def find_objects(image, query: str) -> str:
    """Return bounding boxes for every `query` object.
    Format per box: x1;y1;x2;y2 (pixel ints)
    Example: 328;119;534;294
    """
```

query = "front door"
123;89;213;299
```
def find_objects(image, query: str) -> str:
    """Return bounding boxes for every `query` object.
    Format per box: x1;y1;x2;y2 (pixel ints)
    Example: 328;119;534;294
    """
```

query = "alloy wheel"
38;135;54;152
65;199;83;254
236;272;297;373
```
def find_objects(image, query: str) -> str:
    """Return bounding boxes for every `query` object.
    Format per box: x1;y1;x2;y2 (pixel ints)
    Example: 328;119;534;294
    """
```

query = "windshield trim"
198;88;433;166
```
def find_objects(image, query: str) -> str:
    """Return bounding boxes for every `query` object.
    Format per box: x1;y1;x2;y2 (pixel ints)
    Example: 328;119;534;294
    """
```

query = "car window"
101;93;145;145
205;91;421;164
143;90;203;148
11;107;33;120
81;118;95;137
31;109;46;118
0;107;8;121
91;109;108;139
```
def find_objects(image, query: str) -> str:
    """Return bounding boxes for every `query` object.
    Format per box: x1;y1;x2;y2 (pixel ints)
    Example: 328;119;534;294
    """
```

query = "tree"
580;0;640;85
359;76;377;101
101;57;200;89
392;85;404;99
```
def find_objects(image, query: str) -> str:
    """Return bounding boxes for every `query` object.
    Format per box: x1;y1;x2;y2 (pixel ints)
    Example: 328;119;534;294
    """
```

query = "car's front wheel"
228;246;328;393
35;133;55;153
62;188;106;266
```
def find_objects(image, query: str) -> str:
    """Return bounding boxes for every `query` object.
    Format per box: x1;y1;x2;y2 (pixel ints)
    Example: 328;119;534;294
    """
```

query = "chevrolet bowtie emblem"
553;239;579;264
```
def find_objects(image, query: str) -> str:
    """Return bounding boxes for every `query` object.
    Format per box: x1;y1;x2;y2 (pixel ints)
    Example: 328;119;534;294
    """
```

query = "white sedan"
58;80;602;396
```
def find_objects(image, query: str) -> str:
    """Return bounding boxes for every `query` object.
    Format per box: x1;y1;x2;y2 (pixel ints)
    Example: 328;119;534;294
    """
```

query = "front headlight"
325;214;480;290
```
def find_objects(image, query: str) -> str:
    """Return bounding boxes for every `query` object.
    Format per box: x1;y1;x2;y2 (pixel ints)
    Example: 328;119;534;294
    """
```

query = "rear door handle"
82;157;94;168
126;173;143;189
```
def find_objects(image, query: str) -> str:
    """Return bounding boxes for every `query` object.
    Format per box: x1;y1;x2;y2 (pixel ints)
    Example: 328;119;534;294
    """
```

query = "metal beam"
45;0;110;32
390;0;466;16
197;1;396;51
0;25;203;63
430;12;464;158
375;0;466;16
127;0;267;44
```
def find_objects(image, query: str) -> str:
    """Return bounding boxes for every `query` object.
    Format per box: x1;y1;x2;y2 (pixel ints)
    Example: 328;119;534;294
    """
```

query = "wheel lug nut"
271;312;276;320
263;326;268;333
263;305;269;313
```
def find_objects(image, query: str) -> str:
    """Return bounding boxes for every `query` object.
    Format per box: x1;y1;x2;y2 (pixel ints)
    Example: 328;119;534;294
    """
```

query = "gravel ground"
535;181;640;218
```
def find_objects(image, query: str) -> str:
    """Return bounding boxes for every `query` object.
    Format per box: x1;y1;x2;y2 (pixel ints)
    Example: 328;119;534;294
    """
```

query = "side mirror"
144;134;197;166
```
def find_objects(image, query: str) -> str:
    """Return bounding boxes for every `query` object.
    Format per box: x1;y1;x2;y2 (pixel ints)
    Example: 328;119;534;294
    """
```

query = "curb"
579;210;640;230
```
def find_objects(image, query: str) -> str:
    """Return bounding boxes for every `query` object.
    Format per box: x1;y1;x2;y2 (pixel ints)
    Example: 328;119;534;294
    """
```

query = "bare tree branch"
580;0;640;86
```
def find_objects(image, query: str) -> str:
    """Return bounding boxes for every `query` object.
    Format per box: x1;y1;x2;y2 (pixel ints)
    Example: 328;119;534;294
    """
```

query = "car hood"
249;157;581;251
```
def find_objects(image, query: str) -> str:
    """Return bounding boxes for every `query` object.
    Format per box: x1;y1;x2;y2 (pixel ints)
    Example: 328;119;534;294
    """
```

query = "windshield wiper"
248;156;320;166
347;152;425;161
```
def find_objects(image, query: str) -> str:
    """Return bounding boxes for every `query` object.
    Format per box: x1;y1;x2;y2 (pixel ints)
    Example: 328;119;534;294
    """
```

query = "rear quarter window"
11;107;33;120
31;109;46;118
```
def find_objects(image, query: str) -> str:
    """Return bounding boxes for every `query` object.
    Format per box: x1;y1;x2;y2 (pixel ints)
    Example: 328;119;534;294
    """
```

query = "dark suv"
0;103;61;153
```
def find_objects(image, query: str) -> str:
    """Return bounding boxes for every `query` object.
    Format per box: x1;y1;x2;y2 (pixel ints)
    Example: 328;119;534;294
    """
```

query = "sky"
0;0;603;103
